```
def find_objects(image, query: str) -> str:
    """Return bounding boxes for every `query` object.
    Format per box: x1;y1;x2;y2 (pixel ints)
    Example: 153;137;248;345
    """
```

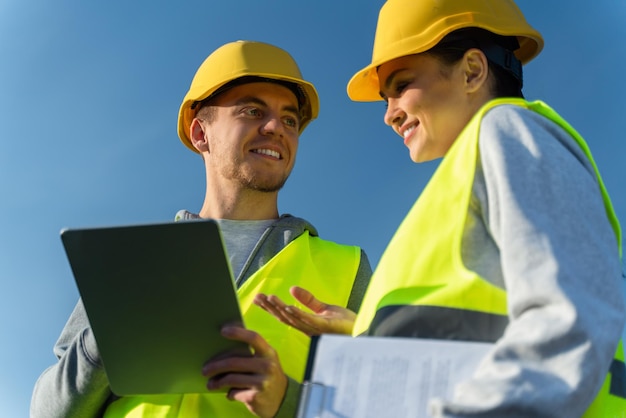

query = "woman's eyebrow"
380;67;406;94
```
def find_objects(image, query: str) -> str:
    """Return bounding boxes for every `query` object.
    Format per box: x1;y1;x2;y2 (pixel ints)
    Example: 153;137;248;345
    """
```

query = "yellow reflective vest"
104;231;361;417
353;98;625;417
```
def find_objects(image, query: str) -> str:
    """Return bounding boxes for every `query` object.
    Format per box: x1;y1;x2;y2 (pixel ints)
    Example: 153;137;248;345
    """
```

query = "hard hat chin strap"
479;42;523;88
435;28;523;89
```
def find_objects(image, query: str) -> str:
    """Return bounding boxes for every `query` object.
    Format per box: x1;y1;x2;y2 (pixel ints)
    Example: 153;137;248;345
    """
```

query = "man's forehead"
217;82;300;108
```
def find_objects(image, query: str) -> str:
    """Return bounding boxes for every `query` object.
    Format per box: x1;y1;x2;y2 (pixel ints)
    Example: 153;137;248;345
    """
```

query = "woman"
256;0;625;416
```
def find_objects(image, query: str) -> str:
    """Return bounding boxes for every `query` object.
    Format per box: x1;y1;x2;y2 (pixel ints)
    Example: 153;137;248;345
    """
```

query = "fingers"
254;293;314;333
255;287;328;318
202;325;288;418
290;286;327;313
203;326;275;371
203;328;274;391
223;325;273;357
204;356;268;389
254;294;291;324
254;288;338;335
253;294;298;327
225;370;287;418
270;297;324;335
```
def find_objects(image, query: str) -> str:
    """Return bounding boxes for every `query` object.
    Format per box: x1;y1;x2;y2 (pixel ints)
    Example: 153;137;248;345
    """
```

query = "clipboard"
296;334;493;418
61;219;248;395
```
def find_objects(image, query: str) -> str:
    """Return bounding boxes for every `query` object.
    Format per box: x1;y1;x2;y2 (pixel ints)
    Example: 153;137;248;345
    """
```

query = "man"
31;40;372;418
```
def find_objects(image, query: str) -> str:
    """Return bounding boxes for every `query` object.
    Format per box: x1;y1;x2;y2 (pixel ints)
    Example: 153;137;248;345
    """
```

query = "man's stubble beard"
224;163;290;193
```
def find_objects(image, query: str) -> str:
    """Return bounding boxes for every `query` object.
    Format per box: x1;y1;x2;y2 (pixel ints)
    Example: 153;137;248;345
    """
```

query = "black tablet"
61;219;248;395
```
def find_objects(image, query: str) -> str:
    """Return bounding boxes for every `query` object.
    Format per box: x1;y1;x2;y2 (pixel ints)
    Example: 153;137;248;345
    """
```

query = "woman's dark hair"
426;28;524;98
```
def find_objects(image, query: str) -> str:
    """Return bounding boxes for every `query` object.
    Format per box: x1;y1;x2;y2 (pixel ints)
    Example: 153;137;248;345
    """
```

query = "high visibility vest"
353;98;625;417
104;231;360;417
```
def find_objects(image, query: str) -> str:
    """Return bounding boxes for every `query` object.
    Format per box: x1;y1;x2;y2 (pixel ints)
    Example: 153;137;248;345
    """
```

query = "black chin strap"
480;41;523;88
436;28;524;89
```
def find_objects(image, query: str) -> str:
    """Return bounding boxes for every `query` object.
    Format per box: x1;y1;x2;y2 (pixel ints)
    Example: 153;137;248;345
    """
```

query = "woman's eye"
395;81;409;95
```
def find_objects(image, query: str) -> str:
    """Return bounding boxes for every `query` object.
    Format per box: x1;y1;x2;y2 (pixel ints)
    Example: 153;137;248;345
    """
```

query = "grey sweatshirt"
430;105;625;417
31;214;372;418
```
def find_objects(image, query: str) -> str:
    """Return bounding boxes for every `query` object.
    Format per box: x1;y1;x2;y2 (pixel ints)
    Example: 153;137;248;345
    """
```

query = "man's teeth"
403;126;415;138
254;149;281;158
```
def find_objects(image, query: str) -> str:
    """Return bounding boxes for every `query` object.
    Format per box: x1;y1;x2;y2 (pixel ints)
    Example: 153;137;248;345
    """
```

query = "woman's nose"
384;98;404;127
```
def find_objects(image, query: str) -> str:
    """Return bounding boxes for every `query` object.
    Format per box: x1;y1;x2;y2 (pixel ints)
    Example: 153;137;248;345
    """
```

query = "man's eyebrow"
236;96;300;117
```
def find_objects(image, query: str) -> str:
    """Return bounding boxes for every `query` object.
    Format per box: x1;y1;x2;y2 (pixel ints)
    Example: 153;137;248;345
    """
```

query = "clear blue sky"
1;1;625;416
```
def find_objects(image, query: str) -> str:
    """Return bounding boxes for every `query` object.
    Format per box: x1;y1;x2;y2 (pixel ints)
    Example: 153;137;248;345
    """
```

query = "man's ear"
190;118;209;153
462;49;489;94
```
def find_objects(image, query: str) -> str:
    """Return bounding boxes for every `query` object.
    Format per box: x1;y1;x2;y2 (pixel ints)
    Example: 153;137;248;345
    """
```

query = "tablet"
61;219;248;395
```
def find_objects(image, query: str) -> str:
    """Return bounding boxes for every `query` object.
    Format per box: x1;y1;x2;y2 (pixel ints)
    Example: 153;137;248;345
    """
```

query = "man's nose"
260;115;284;137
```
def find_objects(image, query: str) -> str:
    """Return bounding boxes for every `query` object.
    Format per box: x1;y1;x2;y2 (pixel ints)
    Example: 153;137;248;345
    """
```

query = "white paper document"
297;334;493;418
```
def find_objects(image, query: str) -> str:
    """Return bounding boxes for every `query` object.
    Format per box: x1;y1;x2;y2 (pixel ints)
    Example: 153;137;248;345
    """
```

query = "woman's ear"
190;118;210;153
462;49;490;94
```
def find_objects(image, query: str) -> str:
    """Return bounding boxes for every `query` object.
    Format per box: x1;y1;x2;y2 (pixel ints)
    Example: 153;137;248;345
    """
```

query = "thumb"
290;286;326;313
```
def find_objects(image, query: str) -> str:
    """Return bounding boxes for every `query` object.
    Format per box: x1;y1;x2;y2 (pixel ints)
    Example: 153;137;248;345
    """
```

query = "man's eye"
245;108;262;117
284;117;298;128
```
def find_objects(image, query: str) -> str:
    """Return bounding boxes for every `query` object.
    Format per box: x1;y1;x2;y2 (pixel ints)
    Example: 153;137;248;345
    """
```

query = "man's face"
195;82;301;193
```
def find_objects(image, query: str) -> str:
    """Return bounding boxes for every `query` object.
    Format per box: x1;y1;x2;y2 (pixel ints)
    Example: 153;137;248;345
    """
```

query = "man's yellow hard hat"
347;0;544;102
178;40;320;153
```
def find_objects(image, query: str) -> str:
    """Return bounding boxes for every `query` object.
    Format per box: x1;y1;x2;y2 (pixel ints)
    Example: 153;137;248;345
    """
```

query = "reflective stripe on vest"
352;98;624;416
103;231;360;417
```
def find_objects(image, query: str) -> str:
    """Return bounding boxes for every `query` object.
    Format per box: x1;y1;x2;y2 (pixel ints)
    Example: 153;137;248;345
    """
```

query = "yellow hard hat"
178;40;320;153
347;0;544;102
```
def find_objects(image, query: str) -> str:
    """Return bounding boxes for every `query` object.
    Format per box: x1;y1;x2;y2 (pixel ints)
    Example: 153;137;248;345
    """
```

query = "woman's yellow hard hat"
347;0;544;102
178;40;320;153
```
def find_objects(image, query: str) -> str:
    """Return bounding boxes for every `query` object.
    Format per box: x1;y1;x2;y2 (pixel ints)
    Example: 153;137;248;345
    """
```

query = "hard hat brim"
347;33;542;103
